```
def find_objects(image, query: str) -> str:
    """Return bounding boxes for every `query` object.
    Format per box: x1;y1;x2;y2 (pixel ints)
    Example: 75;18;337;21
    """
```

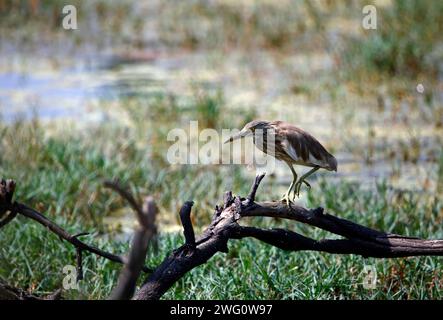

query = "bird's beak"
224;129;251;144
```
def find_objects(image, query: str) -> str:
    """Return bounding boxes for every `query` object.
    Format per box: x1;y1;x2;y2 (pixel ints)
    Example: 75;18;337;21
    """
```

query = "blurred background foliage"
0;0;442;299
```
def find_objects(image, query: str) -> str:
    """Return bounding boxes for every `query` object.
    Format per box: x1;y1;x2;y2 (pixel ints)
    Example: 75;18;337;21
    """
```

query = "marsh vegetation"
0;0;442;299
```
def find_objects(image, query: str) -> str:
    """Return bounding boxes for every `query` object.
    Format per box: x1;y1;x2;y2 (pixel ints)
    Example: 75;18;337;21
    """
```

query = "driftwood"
1;175;443;300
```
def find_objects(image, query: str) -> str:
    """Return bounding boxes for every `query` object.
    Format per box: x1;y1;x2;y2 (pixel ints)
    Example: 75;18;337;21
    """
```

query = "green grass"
0;117;441;299
0;216;126;299
342;0;443;79
1;177;441;299
0;104;442;299
0;0;442;300
0;117;250;229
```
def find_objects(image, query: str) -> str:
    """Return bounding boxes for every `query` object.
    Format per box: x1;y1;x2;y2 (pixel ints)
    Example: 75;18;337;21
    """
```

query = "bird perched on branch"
225;120;337;203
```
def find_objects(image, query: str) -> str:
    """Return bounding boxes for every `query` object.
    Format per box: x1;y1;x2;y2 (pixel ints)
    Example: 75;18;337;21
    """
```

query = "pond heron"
225;120;337;203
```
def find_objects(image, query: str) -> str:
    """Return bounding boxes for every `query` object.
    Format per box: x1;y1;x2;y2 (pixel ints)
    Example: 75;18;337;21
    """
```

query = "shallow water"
1;49;440;186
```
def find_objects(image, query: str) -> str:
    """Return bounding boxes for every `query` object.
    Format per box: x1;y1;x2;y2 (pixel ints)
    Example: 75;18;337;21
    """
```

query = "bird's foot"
303;179;311;189
281;193;293;205
293;181;302;198
293;179;311;198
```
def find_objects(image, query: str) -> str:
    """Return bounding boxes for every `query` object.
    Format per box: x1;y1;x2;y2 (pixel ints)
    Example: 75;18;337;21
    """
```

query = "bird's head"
224;120;271;144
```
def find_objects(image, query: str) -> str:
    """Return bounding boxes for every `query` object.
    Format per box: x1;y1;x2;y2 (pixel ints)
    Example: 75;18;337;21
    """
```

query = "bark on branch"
2;174;442;301
133;173;443;300
0;178;153;295
0;278;62;300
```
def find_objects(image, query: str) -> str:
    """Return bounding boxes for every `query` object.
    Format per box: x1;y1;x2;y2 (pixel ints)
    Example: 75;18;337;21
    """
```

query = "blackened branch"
2;174;442;301
0;179;17;228
223;191;234;209
0;179;16;205
0;209;18;229
15;203;137;267
133;174;443;300
246;172;266;203
0;180;152;279
179;201;196;248
231;226;443;257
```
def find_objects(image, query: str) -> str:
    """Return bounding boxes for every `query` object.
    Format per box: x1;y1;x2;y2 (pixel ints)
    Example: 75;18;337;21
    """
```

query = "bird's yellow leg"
281;163;297;204
281;181;295;204
294;167;319;198
281;181;294;202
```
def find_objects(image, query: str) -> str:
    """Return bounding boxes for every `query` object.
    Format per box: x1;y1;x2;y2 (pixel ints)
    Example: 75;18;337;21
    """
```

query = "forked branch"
133;173;443;300
0;179;153;284
2;174;442;300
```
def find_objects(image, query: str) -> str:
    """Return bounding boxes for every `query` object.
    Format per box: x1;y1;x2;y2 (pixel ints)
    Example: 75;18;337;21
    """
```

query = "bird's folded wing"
281;131;335;170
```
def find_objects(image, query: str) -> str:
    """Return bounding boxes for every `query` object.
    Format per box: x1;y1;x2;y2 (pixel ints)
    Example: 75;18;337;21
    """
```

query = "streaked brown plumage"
225;120;337;202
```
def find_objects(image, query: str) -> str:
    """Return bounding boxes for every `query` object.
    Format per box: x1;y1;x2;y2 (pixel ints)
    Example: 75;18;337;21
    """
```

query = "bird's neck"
253;128;275;152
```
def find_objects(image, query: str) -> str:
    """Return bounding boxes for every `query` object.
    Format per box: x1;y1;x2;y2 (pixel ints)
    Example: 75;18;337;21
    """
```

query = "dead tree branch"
179;201;196;249
0;179;17;228
240;202;443;257
0;278;62;300
108;181;158;300
2;174;443;300
133;173;443;300
0;179;153;281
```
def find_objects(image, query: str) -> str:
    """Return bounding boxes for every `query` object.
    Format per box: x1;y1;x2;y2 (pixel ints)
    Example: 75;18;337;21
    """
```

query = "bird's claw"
292;179;311;198
281;193;292;205
293;182;301;198
282;178;311;203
